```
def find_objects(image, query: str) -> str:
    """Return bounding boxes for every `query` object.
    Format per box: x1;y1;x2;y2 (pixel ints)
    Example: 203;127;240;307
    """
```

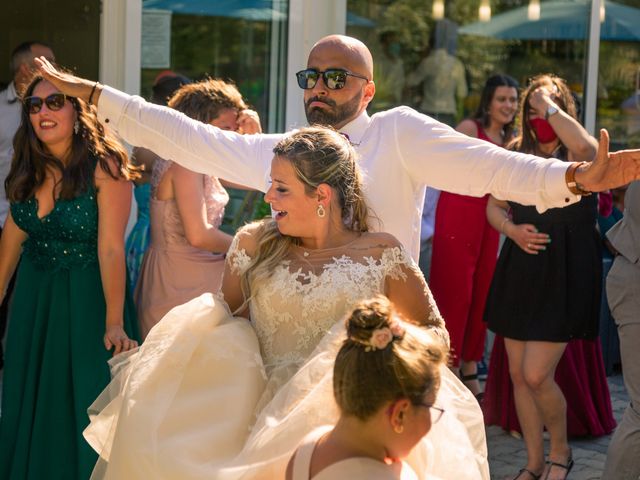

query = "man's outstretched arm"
36;57;282;191
394;107;640;211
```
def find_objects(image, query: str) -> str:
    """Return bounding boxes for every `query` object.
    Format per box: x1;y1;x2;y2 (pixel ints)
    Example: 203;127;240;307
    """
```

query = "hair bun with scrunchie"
346;295;405;352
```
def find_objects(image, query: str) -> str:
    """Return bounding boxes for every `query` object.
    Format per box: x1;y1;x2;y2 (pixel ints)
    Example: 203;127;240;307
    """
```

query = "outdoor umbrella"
142;0;287;21
143;0;376;26
459;0;640;41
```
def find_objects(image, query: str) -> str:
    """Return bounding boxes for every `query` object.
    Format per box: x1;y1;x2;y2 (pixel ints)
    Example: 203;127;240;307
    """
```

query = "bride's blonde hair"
239;126;370;306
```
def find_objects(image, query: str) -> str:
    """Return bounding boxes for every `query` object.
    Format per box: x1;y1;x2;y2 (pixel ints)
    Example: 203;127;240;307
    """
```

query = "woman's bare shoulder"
455;119;479;137
352;231;404;252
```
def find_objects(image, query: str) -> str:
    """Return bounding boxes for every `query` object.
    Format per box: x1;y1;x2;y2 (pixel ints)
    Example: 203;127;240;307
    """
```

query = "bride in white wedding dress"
84;127;488;480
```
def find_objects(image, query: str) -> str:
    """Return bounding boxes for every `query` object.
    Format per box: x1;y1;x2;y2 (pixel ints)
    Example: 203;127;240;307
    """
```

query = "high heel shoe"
512;467;542;480
543;449;573;480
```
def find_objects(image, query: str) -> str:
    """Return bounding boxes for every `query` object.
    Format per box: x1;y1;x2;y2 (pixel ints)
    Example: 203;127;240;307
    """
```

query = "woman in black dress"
484;74;599;480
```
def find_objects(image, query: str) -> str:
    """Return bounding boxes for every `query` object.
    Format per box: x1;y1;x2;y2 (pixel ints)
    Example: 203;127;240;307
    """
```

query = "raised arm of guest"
528;86;597;163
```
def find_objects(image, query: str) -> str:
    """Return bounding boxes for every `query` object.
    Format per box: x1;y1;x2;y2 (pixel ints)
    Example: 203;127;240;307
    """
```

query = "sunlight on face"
264;156;318;237
28;80;75;156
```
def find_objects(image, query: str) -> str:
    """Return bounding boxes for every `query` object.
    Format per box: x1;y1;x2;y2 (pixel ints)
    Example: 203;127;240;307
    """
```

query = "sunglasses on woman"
296;68;368;90
24;93;67;114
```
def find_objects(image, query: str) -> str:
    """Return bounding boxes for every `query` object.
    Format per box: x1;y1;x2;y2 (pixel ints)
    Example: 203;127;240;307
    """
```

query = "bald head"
302;35;376;129
308;35;374;80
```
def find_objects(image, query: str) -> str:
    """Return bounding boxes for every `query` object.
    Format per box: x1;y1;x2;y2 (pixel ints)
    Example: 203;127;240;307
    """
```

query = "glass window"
140;0;289;232
0;0;100;85
346;0;592;128
595;0;640;150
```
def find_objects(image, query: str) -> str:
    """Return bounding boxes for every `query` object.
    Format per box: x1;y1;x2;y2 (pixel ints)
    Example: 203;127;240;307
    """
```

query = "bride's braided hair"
334;295;446;420
239;127;373;305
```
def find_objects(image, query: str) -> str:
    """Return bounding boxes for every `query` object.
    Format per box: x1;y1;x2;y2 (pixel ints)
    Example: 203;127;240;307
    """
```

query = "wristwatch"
545;105;559;120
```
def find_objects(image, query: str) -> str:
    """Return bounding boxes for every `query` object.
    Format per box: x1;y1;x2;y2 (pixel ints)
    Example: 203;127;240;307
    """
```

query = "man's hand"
34;56;101;104
574;129;640;193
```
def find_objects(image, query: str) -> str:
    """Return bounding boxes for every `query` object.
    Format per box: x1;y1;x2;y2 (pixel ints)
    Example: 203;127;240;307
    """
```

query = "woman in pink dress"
135;78;261;339
429;75;518;398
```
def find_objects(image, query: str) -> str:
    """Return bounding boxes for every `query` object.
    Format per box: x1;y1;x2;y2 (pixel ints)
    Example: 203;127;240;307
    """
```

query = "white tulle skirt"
84;294;489;480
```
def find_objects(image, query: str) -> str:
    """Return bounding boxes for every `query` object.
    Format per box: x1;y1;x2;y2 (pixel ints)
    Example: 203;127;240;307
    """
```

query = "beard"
304;90;363;128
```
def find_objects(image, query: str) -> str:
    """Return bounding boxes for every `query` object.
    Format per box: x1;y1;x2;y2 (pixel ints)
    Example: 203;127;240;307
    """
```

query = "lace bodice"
149;158;229;248
226;231;444;374
11;187;98;271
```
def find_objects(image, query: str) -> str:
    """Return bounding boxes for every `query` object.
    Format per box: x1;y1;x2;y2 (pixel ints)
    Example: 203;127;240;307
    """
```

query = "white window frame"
99;0;141;94
285;0;346;129
584;0;602;135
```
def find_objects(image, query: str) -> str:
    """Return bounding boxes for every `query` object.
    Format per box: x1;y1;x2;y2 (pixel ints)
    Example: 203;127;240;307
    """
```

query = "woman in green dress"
0;76;139;479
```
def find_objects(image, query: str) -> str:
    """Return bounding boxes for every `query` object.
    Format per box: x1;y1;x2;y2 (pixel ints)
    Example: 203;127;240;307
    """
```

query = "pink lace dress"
134;159;229;339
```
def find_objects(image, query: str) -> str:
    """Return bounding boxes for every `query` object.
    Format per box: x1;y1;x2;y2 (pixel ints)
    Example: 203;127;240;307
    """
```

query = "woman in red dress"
429;74;518;398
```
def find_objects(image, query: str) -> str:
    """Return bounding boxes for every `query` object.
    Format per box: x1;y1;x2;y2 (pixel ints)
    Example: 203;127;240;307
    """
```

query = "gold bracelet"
88;81;100;105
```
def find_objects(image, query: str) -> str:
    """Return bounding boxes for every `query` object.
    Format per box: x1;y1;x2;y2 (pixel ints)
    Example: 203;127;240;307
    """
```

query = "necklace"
296;233;362;258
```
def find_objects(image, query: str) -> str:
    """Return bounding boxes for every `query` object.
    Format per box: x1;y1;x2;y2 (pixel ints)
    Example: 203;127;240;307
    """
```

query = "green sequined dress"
0;184;138;480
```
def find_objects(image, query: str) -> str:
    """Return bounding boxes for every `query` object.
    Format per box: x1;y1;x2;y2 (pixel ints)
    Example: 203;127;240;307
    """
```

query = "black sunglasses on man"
296;68;369;90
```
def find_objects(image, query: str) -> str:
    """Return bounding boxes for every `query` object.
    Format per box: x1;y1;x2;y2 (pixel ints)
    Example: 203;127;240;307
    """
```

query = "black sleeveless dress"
485;193;601;342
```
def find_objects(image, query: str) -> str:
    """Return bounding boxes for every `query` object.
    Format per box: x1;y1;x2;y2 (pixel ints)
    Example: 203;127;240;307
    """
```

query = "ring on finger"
527;243;533;248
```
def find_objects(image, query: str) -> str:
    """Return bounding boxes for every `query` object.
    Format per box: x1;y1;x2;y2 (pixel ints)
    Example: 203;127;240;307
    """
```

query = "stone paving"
486;373;628;480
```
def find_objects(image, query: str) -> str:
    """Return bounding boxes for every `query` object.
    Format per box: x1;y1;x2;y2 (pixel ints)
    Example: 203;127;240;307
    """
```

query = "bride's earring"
394;423;404;434
73;120;80;135
316;204;326;218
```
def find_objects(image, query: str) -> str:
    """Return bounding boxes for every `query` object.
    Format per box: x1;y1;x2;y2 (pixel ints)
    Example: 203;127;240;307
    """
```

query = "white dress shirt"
98;86;578;261
0;82;21;227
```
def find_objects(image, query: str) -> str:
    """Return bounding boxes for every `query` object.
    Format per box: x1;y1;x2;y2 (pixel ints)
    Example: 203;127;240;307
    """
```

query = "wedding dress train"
85;239;488;480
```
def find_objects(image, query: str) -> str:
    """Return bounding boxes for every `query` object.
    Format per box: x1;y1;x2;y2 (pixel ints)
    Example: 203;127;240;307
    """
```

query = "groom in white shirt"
36;35;640;261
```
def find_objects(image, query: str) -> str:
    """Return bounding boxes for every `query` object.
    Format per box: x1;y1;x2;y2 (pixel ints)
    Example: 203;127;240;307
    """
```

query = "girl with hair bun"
286;295;447;480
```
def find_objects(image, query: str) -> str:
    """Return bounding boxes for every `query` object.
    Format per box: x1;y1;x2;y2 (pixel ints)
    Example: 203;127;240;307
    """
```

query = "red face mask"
529;117;558;144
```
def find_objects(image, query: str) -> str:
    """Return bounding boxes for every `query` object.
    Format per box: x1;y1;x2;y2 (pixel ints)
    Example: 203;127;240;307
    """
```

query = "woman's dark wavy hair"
473;74;519;140
508;73;577;157
6;75;138;202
